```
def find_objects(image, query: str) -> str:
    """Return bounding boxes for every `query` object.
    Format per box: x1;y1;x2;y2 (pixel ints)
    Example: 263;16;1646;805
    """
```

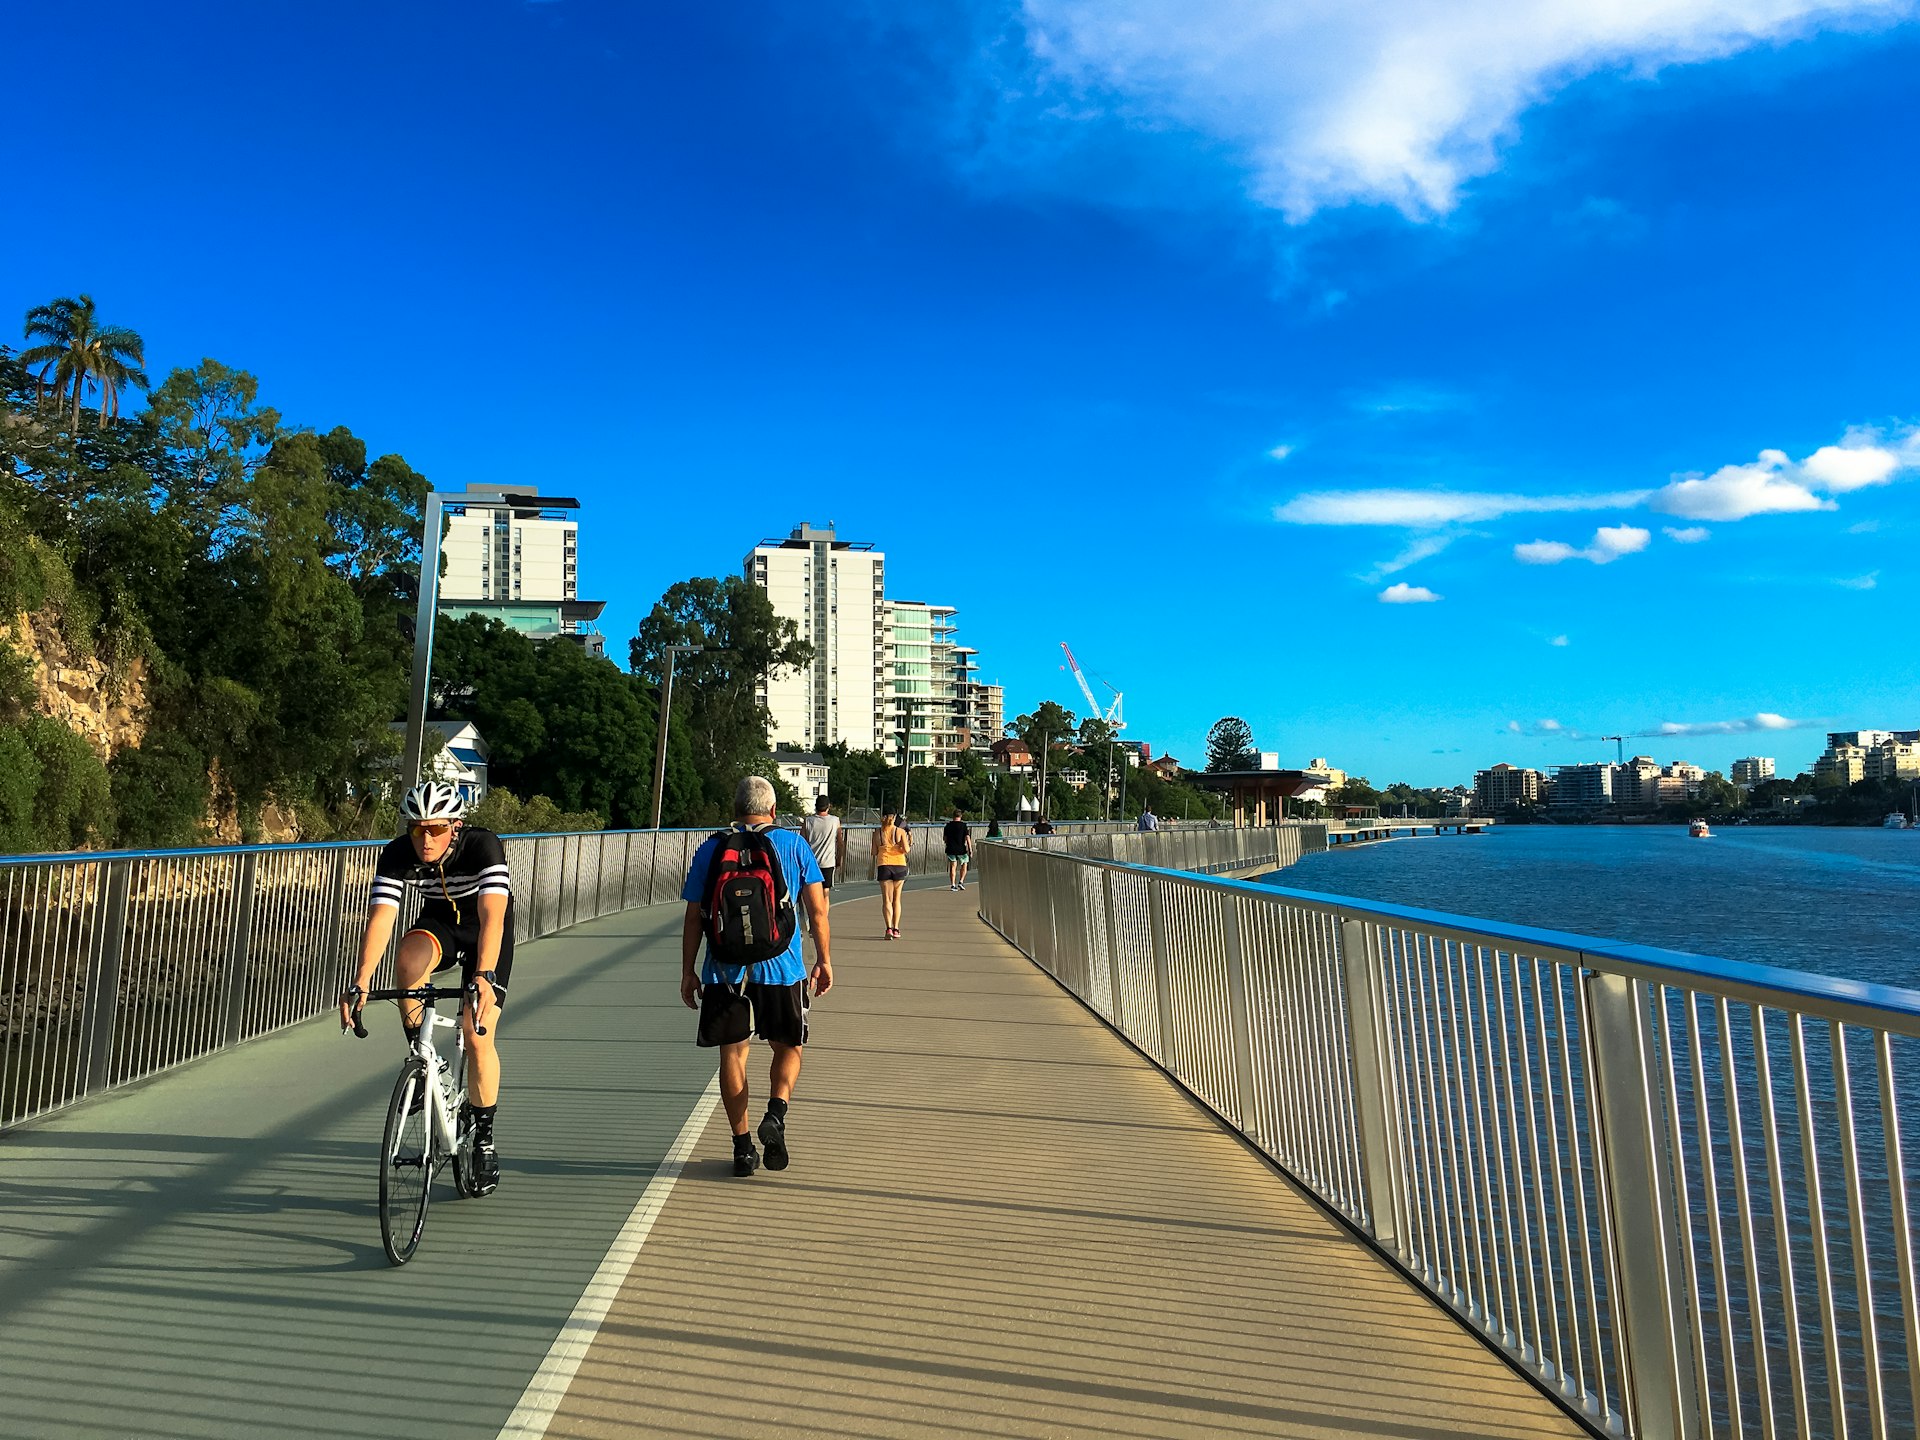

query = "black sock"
733;1130;756;1153
471;1103;496;1139
766;1097;789;1121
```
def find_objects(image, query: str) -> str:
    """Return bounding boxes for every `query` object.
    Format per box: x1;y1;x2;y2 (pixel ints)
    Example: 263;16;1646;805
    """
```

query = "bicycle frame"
409;1004;467;1168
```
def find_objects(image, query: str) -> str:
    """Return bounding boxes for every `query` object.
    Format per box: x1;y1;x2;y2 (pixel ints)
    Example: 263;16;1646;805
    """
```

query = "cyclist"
339;781;515;1193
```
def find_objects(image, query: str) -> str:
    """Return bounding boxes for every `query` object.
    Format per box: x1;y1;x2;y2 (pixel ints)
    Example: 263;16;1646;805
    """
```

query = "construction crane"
1600;734;1626;764
1060;642;1125;731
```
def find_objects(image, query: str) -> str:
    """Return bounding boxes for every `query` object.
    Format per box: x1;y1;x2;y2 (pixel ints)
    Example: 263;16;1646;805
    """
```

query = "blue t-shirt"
682;824;824;986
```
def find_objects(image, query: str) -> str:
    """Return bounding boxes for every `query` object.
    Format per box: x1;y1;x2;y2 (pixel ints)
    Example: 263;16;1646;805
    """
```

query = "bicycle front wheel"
379;1064;433;1265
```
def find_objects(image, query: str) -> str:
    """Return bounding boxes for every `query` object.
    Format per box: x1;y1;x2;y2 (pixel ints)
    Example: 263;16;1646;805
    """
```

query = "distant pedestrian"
680;776;832;1177
944;806;973;891
1136;807;1158;833
801;795;845;911
872;811;910;939
1031;816;1055;836
986;816;1002;839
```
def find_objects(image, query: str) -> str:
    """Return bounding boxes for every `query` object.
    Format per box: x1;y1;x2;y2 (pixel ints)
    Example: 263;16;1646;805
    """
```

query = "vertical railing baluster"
1584;970;1703;1440
1339;917;1399;1246
1875;1032;1920;1433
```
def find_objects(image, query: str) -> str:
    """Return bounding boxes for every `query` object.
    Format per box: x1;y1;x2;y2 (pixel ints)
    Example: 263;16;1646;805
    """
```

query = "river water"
1266;824;1920;994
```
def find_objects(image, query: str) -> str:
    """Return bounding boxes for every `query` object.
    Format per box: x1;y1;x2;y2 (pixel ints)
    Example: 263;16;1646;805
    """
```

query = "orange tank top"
875;827;909;865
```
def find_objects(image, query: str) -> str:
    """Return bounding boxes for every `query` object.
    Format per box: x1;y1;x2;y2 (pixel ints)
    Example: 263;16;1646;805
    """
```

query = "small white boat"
1885;812;1913;829
1689;818;1712;838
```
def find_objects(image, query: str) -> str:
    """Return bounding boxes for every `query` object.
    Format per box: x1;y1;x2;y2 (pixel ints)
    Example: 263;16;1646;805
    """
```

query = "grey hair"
734;775;777;817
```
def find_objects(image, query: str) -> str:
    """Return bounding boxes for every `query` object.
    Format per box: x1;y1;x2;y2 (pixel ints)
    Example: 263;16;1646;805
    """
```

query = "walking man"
944;806;973;891
1136;806;1158;833
681;776;833;1176
801;795;844;911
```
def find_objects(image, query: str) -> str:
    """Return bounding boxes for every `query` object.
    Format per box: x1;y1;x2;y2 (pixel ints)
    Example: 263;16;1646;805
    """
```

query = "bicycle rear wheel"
379;1064;433;1265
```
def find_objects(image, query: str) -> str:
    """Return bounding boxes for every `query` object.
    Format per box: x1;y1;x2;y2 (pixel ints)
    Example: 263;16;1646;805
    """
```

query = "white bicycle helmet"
401;780;466;823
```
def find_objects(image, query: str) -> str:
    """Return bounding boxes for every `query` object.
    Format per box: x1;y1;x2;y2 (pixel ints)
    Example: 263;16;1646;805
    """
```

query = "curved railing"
0;817;1155;1131
976;842;1920;1440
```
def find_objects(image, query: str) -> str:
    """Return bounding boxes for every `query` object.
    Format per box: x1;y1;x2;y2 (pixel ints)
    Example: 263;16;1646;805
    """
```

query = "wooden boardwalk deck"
537;886;1588;1440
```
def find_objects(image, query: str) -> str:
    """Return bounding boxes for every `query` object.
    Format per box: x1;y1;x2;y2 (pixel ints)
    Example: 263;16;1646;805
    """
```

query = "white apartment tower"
441;485;579;604
746;524;886;753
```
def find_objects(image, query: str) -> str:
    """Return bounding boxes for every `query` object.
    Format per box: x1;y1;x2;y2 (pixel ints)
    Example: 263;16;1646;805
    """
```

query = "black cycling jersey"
370;826;514;926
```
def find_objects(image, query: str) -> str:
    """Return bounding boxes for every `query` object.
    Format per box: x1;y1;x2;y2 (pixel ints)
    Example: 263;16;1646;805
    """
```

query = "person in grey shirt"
801;795;845;905
1137;807;1159;833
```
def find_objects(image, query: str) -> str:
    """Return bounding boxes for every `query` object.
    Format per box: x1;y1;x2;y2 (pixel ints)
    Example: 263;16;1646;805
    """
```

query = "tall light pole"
402;488;579;789
649;643;702;829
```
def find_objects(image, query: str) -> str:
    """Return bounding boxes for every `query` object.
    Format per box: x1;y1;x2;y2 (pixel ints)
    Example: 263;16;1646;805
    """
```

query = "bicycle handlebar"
347;982;488;1039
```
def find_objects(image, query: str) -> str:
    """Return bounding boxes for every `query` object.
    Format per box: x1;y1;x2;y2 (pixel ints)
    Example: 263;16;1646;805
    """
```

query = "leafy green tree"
145;359;280;520
631;575;811;821
19;295;149;428
1205;716;1257;772
433;617;656;826
109;732;211;847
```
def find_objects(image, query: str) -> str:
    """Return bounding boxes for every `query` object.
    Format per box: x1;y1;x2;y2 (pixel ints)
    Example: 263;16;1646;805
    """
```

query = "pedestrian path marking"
496;1074;722;1440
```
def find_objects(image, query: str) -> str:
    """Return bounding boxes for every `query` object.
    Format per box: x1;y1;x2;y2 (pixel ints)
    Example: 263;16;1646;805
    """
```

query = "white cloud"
1651;430;1920;520
1379;582;1441;603
1515;525;1650;564
1362;533;1455;582
1515;539;1580;564
1538;718;1563;731
1279;488;1648;527
953;1;1913;220
1837;572;1879;590
1549;634;1569;646
1647;712;1811;737
1663;525;1711;543
1267;443;1294;461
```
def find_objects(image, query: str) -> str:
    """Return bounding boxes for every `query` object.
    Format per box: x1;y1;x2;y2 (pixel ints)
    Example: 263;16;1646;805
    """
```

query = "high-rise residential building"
1611;755;1663;809
1867;740;1920;782
1549;762;1614;809
746;524;886;753
1731;757;1775;788
1474;762;1541;812
884;599;961;769
747;523;998;772
438;484;605;653
1814;744;1867;787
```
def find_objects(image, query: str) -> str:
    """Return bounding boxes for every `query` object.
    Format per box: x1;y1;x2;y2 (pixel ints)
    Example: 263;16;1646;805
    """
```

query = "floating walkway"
0;877;1583;1439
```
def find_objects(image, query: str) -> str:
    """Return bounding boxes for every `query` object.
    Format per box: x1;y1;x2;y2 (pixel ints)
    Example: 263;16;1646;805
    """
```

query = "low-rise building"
1868;740;1920;782
1611;756;1662;809
389;720;490;809
1814;744;1867;787
769;750;830;806
1731;756;1775;788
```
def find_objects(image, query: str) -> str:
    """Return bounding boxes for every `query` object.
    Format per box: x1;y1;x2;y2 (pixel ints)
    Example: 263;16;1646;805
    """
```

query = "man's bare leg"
718;1039;752;1134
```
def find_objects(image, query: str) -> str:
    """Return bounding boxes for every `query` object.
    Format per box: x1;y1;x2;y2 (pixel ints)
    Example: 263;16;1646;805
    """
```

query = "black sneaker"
471;1136;500;1195
732;1143;760;1178
758;1111;789;1171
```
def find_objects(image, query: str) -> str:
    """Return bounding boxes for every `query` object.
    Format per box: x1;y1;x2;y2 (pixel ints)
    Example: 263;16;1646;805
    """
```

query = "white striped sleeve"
370;876;405;910
475;863;513;898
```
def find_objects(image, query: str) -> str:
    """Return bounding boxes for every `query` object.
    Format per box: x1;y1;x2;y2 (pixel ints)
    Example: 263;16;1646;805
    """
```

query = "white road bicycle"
349;982;487;1265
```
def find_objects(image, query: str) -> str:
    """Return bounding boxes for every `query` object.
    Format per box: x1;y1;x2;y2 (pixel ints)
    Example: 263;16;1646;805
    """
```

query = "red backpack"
701;826;798;969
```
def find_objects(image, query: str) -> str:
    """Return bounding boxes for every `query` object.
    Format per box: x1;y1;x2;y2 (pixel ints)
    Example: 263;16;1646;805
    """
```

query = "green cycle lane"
0;896;724;1440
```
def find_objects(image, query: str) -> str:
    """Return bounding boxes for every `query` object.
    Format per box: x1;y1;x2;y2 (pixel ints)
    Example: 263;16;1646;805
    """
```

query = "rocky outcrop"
1;610;149;759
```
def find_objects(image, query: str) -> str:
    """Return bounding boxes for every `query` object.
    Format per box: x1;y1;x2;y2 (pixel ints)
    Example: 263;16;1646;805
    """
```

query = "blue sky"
7;1;1917;786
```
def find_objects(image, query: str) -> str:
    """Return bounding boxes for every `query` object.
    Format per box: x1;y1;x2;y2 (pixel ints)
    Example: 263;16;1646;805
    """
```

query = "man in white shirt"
801;796;845;907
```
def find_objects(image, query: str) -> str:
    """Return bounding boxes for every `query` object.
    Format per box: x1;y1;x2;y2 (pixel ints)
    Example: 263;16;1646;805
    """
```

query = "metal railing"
976;843;1920;1440
0;818;1199;1132
0;828;746;1131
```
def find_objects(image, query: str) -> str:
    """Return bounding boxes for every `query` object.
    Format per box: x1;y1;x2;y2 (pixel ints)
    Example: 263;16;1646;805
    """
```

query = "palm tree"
19;294;149;428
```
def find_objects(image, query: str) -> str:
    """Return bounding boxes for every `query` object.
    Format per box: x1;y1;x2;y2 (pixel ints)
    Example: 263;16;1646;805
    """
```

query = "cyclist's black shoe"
732;1142;760;1177
471;1137;500;1195
758;1112;789;1171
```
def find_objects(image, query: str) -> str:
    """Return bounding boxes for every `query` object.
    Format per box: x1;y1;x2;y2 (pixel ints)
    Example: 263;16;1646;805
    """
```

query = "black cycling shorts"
697;980;808;1048
876;865;908;881
406;911;516;1003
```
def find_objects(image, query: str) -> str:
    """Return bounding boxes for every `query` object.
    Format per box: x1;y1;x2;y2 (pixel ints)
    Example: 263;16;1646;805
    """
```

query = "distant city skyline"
8;4;1917;787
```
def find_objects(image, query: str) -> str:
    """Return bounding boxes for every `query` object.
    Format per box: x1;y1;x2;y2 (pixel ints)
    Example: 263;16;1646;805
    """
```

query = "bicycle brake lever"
351;1010;368;1039
466;982;487;1037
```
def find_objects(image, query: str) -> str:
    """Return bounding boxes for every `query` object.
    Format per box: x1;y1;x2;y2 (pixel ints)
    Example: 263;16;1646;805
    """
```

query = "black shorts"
818;867;835;890
697;980;809;1048
876;865;908;881
406;911;516;1003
